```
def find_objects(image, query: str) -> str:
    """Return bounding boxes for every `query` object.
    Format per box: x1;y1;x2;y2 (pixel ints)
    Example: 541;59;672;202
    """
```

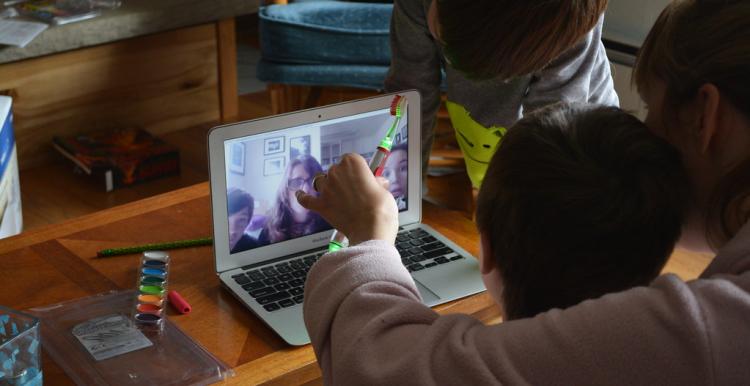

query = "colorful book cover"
52;128;180;192
16;1;101;26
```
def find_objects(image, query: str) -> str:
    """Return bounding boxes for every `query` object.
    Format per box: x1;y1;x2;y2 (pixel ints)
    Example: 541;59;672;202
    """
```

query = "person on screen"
382;143;408;210
259;155;330;244
228;188;262;254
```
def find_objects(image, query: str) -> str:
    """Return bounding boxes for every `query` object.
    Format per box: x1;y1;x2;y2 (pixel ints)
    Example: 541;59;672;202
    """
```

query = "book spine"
52;141;93;175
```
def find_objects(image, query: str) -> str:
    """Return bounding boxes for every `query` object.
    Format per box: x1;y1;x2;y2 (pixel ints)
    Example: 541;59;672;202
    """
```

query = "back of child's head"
476;104;690;320
436;0;608;79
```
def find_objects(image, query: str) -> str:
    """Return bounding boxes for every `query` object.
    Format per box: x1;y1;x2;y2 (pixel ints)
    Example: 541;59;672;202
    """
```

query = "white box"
0;96;22;238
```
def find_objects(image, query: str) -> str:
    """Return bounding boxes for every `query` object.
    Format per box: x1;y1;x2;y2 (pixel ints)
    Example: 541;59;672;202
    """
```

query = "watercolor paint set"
133;251;170;329
15;249;226;384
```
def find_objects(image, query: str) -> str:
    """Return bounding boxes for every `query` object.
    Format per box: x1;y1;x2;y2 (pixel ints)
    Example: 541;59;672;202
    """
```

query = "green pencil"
96;237;213;257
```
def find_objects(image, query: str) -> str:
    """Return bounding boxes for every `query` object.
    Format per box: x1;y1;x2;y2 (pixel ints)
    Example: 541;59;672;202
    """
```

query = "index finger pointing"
295;190;322;212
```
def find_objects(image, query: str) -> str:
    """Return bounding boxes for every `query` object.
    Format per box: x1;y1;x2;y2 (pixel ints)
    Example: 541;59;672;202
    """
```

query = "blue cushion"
259;2;393;65
257;59;389;90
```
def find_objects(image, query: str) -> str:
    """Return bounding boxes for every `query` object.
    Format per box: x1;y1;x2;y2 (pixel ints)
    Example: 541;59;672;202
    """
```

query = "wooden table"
0;182;500;385
0;182;712;384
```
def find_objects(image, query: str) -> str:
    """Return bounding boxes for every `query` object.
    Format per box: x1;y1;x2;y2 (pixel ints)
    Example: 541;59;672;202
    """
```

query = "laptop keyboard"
230;228;463;312
395;228;464;271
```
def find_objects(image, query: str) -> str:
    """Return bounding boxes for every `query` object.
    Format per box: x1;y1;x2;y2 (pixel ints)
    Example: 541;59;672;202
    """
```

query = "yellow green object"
327;95;407;252
377;95;407;150
445;101;507;189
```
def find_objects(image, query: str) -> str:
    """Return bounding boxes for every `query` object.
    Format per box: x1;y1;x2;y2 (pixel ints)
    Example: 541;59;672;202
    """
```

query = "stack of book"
53;128;180;192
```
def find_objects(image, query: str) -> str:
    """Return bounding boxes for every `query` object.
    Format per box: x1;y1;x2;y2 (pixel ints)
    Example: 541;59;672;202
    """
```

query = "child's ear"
696;83;721;154
479;232;496;275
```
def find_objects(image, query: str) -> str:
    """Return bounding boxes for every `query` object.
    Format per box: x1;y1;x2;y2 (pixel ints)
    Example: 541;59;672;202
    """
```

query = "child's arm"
523;16;619;113
384;0;443;158
304;242;729;385
298;151;737;385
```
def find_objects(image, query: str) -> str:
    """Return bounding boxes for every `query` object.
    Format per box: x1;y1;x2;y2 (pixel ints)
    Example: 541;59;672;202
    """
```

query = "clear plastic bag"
28;291;234;385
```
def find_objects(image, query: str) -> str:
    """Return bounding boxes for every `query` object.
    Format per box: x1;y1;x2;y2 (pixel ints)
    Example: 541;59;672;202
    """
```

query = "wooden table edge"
0;182;210;254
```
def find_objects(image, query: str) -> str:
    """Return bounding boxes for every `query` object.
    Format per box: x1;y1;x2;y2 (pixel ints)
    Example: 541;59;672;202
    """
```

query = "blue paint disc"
141;268;166;278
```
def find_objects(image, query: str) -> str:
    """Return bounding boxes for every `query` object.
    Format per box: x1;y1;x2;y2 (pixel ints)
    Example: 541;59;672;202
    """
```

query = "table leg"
217;18;239;122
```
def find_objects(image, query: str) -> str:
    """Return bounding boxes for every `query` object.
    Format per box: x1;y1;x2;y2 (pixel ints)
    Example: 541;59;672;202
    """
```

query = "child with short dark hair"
297;104;690;384
475;104;690;319
227;188;261;254
297;1;750;382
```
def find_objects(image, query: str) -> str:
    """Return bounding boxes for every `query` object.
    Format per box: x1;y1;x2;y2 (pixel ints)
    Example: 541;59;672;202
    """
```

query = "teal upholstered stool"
257;1;393;113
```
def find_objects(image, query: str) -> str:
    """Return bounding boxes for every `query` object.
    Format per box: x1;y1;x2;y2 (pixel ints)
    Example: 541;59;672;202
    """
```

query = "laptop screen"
223;106;409;255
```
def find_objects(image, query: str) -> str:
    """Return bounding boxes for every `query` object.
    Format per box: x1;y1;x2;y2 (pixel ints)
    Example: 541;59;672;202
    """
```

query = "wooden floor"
20;89;472;231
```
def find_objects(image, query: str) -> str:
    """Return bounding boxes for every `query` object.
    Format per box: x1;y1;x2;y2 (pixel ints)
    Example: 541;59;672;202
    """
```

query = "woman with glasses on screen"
259;155;330;244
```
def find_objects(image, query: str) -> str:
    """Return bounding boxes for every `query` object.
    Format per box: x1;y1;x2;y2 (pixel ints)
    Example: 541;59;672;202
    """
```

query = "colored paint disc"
142;268;166;277
143;260;167;268
137;294;164;306
143;251;169;262
140;276;165;286
135;313;161;323
137;303;163;316
139;285;165;296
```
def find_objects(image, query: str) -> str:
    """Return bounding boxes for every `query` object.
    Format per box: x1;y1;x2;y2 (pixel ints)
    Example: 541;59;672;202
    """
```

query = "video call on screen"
224;107;409;254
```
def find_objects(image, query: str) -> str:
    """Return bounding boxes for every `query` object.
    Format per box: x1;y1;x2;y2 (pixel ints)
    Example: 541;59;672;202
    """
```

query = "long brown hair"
634;0;750;248
437;0;608;80
265;155;328;243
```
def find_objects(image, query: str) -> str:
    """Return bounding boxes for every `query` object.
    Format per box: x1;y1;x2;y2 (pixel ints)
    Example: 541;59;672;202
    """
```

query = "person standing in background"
385;0;618;190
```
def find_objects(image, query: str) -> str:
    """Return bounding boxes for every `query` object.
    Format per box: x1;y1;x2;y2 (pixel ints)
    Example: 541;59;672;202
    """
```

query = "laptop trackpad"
415;279;441;306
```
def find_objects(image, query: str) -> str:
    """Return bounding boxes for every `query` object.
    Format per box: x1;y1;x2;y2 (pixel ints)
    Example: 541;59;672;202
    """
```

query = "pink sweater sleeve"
304;240;750;385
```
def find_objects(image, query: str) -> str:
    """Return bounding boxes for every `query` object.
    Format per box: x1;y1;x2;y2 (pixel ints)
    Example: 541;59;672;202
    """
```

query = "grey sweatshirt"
303;221;750;385
384;0;619;186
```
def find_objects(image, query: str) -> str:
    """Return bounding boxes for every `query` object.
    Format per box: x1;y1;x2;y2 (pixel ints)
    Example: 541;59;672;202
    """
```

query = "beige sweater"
304;221;750;385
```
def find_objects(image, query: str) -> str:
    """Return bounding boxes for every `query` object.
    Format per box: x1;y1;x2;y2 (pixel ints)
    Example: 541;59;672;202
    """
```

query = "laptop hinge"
238;246;329;271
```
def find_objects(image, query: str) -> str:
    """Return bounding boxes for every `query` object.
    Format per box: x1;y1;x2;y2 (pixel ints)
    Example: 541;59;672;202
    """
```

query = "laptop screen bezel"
208;90;421;273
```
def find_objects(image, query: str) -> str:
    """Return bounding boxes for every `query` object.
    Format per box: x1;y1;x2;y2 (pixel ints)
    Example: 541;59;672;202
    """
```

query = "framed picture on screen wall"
264;156;285;176
289;135;311;161
229;142;245;174
264;136;285;155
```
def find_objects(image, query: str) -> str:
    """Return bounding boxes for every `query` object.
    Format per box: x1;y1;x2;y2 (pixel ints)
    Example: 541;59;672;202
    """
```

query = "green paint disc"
139;285;165;296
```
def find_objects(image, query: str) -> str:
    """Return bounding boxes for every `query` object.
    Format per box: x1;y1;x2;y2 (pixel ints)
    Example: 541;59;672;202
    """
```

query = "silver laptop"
207;90;485;346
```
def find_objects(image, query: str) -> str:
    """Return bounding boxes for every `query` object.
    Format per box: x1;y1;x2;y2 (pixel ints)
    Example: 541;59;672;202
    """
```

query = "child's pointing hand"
296;153;399;246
